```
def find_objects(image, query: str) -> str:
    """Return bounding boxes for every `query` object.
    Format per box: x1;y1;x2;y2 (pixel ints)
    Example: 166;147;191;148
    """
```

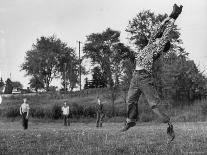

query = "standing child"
62;102;70;126
20;98;30;130
0;95;2;104
96;97;104;127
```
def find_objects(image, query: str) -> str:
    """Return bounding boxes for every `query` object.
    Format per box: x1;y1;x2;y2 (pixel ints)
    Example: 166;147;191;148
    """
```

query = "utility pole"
64;63;67;94
77;41;82;91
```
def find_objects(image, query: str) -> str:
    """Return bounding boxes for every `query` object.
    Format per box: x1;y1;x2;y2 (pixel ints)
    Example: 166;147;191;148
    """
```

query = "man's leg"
141;79;175;141
121;71;142;132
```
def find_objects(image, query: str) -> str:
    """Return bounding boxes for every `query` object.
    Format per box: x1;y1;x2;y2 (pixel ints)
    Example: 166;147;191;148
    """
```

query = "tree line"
13;10;207;105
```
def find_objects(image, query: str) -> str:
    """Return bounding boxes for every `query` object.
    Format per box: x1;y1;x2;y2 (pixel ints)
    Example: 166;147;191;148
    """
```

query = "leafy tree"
91;66;107;88
21;35;63;90
4;78;13;94
12;81;23;89
0;78;4;94
21;35;82;91
56;47;85;91
29;76;44;92
84;28;132;88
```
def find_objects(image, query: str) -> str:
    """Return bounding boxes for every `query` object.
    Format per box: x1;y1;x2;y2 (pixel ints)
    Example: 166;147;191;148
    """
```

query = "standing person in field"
121;4;183;141
96;96;105;127
0;95;2;104
62;102;70;126
20;98;30;130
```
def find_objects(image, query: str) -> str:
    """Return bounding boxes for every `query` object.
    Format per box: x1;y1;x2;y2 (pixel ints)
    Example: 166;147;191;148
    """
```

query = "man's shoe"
167;122;175;142
120;122;136;132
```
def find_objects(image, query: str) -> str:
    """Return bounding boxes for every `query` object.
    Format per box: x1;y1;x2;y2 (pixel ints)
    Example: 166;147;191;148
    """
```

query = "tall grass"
1;92;207;123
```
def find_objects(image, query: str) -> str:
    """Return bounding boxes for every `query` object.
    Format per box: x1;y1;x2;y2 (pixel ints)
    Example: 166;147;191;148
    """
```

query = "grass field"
1;120;207;155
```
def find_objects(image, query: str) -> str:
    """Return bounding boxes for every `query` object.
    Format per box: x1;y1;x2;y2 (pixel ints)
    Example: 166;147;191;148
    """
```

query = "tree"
0;78;4;94
29;76;44;92
91;66;107;88
84;28;132;88
56;47;84;92
4;78;13;94
12;81;23;89
21;35;81;91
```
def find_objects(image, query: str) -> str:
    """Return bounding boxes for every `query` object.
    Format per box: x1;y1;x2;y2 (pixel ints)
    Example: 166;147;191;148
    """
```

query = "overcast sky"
0;0;207;88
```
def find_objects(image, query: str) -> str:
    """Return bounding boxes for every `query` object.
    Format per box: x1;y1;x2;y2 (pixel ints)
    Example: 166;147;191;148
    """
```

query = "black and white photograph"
0;0;207;154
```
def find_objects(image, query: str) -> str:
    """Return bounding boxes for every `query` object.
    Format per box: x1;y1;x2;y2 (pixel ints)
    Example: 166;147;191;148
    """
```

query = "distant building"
12;87;31;94
12;88;21;94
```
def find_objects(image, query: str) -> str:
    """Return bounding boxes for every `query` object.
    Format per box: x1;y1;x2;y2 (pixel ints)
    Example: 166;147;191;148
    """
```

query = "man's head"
64;102;67;106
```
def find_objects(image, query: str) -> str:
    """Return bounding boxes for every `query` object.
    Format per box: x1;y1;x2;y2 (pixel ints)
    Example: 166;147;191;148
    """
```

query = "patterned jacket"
135;20;174;74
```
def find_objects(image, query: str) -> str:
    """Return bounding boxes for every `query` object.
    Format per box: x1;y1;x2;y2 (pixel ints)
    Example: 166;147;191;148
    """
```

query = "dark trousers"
63;115;70;126
22;112;28;129
96;113;104;127
127;70;170;123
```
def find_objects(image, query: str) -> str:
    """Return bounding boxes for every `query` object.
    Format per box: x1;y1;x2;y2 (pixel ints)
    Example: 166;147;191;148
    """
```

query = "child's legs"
96;113;100;127
22;113;27;129
99;113;105;127
25;119;28;129
64;115;67;126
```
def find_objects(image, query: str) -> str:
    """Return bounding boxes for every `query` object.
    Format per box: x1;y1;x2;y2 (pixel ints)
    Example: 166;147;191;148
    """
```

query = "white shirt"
135;65;144;71
97;99;101;104
62;106;69;115
20;103;30;113
0;95;2;104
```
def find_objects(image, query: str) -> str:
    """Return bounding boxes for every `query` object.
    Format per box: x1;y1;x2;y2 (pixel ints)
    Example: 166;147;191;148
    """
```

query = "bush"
51;104;62;119
83;106;96;118
201;102;207;116
71;103;84;118
30;107;46;118
5;106;20;118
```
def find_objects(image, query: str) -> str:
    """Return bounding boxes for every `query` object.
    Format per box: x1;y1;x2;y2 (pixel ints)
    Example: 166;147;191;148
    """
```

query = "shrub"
51;104;62;119
30;107;46;119
71;103;84;118
83;106;96;118
5;106;20;118
201;102;207;116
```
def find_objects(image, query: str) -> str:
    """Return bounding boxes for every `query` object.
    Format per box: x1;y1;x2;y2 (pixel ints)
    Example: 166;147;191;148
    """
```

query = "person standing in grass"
96;96;104;127
20;98;30;130
121;4;182;142
0;95;2;104
62;102;70;126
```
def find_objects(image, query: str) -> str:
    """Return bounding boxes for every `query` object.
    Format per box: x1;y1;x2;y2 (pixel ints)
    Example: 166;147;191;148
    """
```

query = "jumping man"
121;4;183;142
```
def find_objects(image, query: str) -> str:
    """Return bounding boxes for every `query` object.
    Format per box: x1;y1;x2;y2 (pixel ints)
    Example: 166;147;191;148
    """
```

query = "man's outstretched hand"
169;4;183;20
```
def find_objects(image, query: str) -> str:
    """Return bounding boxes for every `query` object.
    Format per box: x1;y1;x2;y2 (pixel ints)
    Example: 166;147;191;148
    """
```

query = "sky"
0;0;207;89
